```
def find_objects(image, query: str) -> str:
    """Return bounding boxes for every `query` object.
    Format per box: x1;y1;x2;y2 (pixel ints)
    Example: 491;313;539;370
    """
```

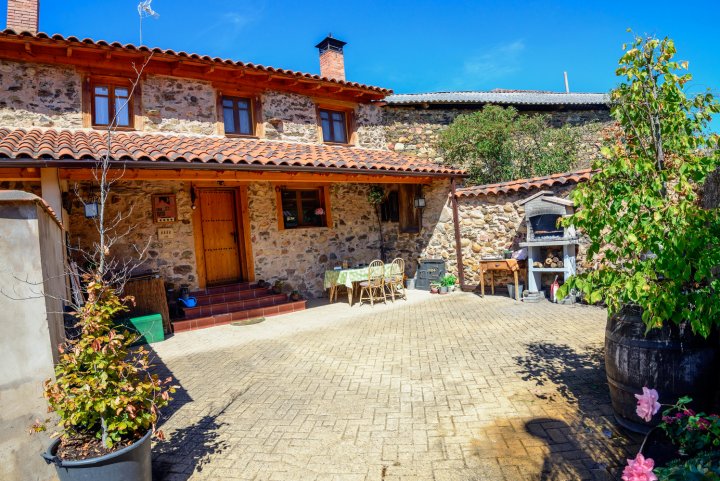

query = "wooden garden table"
478;259;522;301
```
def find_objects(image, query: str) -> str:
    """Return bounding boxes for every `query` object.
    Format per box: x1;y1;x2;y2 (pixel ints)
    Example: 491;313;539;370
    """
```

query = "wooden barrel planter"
605;305;718;433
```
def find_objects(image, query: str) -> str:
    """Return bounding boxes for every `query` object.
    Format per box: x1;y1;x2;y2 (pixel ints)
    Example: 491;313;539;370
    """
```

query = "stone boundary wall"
382;106;613;168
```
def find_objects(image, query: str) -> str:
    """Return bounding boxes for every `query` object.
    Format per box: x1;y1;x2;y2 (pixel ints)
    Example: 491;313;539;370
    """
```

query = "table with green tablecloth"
324;265;395;306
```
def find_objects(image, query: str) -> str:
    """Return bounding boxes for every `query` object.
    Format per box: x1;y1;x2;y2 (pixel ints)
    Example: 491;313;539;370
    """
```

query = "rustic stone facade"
142;75;216;135
249;180;448;296
0;60;82;129
383;106;613;168
67;181;198;290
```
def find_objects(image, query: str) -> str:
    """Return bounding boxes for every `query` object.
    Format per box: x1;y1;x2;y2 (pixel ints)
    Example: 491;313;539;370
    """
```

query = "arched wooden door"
196;188;246;286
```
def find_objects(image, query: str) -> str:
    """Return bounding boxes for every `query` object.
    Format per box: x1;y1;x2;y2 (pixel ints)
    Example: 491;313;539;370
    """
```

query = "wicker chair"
385;258;406;301
359;260;387;306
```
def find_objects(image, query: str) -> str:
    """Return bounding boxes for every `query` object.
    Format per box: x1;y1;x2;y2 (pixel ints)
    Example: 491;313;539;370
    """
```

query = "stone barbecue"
519;191;579;300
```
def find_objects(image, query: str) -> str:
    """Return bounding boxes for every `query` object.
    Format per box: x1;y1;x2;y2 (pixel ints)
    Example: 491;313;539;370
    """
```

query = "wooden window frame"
220;95;255;137
214;88;263;138
381;190;400;223
315;100;357;145
83;75;142;130
398;184;422;234
275;184;332;230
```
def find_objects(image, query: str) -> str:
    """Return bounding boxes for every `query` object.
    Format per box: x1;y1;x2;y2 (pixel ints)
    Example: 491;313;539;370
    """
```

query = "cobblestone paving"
150;292;636;481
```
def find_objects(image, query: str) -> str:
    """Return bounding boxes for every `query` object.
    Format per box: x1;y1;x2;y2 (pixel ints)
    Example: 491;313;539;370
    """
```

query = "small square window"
91;83;132;128
222;96;254;136
278;188;328;229
319;109;347;143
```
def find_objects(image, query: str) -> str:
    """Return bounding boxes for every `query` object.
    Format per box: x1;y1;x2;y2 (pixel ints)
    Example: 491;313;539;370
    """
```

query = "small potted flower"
290;290;302;302
439;274;457;294
503;249;513;259
430;282;440;294
272;280;285;294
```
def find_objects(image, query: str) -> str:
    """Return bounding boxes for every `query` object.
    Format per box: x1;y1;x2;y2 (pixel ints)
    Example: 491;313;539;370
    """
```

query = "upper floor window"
223;96;253;136
92;83;132;128
319;109;348;144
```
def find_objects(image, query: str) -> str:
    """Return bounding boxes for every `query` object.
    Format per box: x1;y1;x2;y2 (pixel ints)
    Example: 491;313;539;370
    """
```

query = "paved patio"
150;291;636;481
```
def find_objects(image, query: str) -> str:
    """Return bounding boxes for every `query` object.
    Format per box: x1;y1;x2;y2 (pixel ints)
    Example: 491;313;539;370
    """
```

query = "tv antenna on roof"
138;0;160;45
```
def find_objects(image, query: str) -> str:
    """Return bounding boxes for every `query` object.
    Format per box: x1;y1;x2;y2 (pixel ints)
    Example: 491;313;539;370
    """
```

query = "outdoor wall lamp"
414;197;426;209
84;201;99;218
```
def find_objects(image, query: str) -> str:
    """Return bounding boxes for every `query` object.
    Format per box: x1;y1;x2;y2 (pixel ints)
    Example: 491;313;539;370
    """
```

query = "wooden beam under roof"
56;168;437;184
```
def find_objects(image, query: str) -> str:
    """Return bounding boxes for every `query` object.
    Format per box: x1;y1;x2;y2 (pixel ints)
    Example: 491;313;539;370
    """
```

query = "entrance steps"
171;282;306;333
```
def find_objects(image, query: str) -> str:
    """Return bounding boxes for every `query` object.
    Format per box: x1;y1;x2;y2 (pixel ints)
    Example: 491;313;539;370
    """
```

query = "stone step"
182;293;289;319
172;299;307;333
189;282;256;297
192;286;274;306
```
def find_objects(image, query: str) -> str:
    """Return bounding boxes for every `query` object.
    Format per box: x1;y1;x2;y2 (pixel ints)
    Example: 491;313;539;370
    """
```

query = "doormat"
231;317;265;327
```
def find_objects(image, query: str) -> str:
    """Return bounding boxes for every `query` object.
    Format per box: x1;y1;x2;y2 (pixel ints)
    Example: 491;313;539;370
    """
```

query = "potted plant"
290;290;302;302
503;249;513;259
439;274;457;294
557;35;720;433
256;279;269;289
429;282;440;294
38;277;175;481
272;280;284;294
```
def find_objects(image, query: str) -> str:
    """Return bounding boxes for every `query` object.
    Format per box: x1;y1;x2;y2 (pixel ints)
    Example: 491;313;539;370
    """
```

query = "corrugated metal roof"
385;90;609;106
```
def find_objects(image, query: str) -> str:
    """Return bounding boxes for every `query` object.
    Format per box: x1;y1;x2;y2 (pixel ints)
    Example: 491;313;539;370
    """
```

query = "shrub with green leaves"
43;277;175;448
557;35;720;337
438;105;580;185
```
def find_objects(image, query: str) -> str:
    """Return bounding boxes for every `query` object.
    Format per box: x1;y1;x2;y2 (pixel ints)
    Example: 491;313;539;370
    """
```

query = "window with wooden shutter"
398;184;421;233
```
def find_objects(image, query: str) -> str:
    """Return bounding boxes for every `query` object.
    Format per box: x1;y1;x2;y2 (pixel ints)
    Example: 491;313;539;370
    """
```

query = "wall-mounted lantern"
414;196;426;209
84;201;99;218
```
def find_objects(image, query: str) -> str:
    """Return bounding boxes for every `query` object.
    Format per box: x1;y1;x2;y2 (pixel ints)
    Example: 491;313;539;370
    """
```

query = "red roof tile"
0;128;465;177
455;169;593;197
0;29;390;96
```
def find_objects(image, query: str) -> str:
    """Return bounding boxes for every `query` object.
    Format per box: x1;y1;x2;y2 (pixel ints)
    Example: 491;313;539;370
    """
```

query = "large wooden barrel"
605;305;718;433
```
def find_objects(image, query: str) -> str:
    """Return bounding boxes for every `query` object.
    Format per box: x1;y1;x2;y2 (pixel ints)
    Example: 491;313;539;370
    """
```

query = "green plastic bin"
120;313;165;345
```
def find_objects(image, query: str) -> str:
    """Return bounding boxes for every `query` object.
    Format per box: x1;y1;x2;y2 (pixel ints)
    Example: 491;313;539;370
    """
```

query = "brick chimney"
315;35;346;81
6;0;40;33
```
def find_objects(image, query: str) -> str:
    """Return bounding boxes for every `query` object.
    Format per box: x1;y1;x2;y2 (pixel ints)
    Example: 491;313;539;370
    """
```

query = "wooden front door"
198;189;243;285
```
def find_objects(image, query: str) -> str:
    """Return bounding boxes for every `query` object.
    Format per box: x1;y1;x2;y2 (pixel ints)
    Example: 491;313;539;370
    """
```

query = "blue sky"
3;0;720;98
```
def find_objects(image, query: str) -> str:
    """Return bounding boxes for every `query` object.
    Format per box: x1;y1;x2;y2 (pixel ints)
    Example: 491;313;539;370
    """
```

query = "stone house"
0;0;470;333
0;0;615;333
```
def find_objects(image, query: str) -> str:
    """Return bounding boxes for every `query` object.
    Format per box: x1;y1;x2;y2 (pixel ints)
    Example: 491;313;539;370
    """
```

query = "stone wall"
355;103;387;150
142;75;217;135
0;59;82;129
382;106;613;168
423;182;591;290
67;181;198;290
261;90;319;143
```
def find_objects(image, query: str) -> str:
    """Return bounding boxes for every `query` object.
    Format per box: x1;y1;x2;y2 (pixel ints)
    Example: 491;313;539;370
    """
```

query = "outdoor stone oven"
518;191;578;299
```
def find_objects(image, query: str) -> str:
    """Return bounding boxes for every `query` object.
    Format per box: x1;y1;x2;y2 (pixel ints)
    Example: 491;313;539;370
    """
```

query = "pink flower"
314;207;325;216
622;453;657;481
635;387;661;422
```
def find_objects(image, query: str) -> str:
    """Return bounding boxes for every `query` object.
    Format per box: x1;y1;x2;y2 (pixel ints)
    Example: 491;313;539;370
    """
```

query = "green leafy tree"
557;35;720;337
438;105;580;185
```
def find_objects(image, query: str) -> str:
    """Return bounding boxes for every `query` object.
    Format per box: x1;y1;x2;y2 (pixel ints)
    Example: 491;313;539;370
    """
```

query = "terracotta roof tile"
0;128;464;177
455;169;593;197
0;29;390;95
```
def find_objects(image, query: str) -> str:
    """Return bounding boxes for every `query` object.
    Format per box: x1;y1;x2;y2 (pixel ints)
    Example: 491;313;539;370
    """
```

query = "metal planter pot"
42;430;152;481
